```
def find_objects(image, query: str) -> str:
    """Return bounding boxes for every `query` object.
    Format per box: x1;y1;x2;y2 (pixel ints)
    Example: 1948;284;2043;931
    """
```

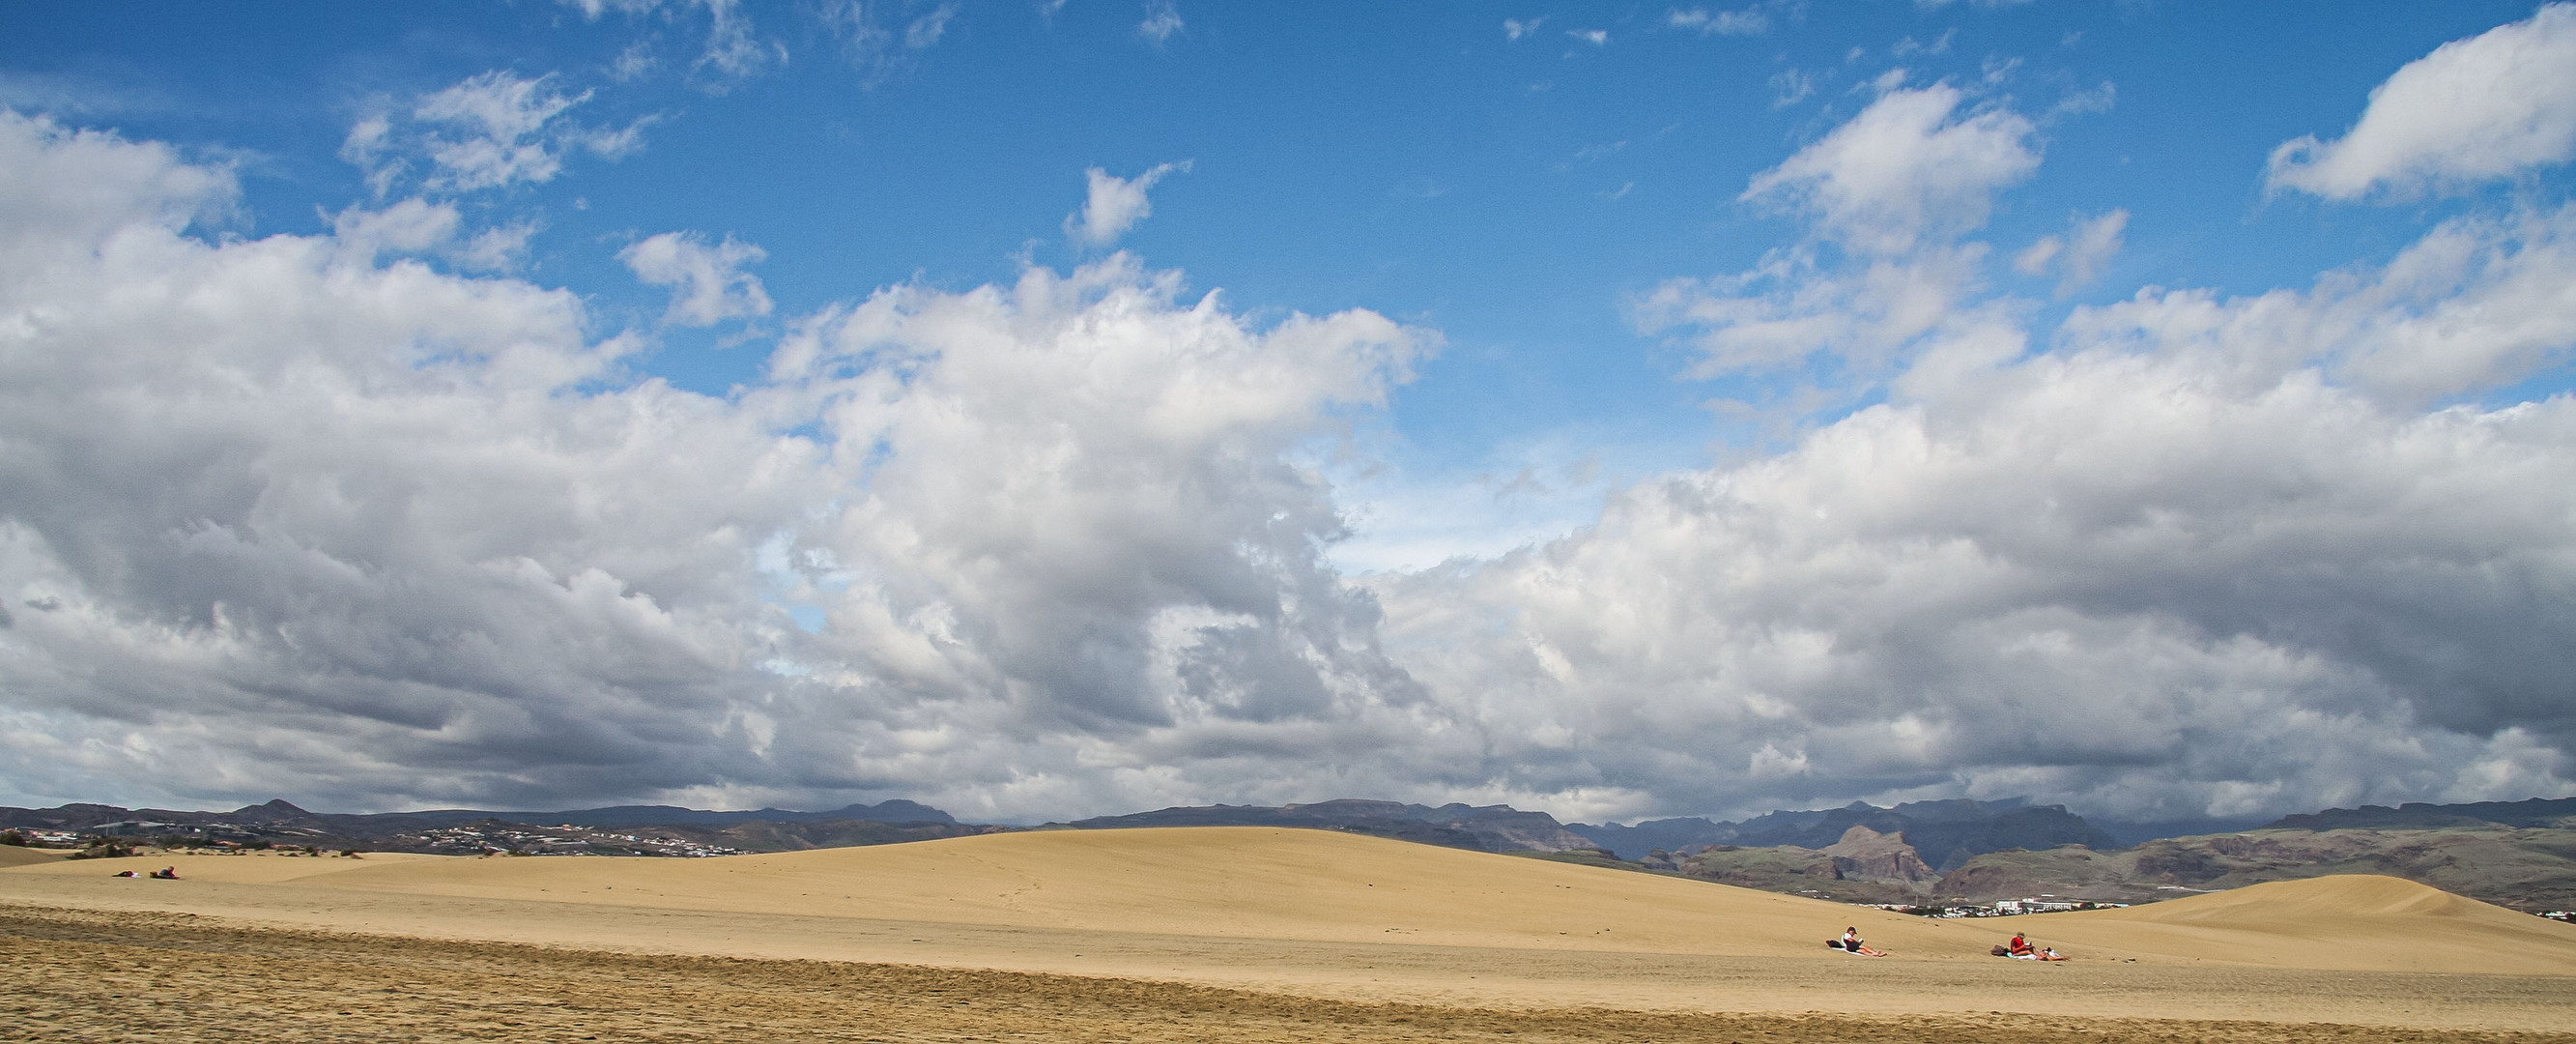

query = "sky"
1;0;2572;826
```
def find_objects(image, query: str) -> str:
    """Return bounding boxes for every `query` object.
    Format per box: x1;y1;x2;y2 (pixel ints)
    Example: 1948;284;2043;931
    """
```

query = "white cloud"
619;231;774;326
412;72;590;191
694;0;781;84
1892;29;1954;57
2268;4;2576;200
2015;209;2127;298
329;198;463;265
1669;7;1768;36
905;3;960;49
2076;205;2576;408
1065;160;1190;246
578;114;660;161
1639;85;2040;381
1138;0;1183;44
1636;243;1988;377
1743;83;2040;256
2047;79;2116;121
348;72;646;199
821;0;958;84
610;41;659;82
1503;17;1545;41
1768;69;1816;108
558;0;779;90
455;220;542;273
1568;29;1610;46
558;0;665;16
2011;232;2058;276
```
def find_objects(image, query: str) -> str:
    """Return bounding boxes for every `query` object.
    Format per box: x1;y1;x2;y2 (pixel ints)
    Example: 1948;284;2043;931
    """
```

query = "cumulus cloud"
1638;85;2040;381
1743;83;2041;256
2102;205;2576;407
1382;203;2576;822
619;231;774;326
1065;161;1190;246
2268;4;2576;200
7;6;2575;826
0;112;1438;817
1444;43;2576;823
1636;242;1988;377
1503;17;1545;41
329;198;463;265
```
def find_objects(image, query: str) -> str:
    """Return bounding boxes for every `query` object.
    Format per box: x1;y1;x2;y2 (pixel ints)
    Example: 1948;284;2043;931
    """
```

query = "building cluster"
1866;897;2131;918
399;823;744;857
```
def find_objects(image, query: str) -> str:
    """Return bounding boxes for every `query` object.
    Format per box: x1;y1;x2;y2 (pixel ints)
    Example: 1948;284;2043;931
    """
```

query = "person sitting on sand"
1840;927;1887;957
2002;933;2068;961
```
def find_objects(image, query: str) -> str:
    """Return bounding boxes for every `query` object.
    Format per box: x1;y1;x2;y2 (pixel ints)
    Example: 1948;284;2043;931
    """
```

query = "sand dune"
10;827;2576;1035
2035;875;2576;974
13;828;2572;975
7;827;1971;955
0;846;66;869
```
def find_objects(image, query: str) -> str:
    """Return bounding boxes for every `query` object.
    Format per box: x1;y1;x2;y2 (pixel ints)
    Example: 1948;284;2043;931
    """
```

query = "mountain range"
1562;798;2119;871
1056;799;1597;853
9;793;2570;911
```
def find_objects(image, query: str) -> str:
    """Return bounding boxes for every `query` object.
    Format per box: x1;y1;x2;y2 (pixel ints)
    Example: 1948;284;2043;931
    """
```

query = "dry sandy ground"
6;826;2575;1042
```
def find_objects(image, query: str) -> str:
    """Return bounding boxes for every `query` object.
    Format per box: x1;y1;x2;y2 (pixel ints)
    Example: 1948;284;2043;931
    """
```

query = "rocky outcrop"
1818;826;1936;884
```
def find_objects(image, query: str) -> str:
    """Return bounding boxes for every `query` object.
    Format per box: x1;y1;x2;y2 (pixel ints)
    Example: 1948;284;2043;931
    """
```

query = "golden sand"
6;826;2573;1041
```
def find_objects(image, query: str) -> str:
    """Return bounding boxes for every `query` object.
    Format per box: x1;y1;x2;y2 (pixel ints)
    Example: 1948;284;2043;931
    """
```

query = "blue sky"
2;2;2572;822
